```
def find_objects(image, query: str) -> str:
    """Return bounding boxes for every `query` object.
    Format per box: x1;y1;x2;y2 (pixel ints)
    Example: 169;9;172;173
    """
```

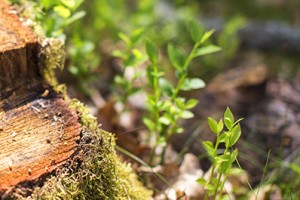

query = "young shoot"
144;20;221;165
197;107;243;200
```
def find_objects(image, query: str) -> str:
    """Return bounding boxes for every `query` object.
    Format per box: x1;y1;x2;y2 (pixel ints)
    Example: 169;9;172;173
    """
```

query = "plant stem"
149;141;158;166
171;41;201;101
152;63;161;141
210;135;220;180
148;61;162;165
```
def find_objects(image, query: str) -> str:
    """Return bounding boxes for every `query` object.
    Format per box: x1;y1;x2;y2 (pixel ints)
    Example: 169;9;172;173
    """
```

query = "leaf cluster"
112;28;147;106
143;21;221;165
198;107;243;199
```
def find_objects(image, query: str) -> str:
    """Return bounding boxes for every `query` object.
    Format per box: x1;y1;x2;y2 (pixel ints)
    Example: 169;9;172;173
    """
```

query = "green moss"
29;128;152;200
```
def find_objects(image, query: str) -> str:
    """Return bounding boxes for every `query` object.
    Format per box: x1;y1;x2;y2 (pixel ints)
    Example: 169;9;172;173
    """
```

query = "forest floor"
62;49;300;199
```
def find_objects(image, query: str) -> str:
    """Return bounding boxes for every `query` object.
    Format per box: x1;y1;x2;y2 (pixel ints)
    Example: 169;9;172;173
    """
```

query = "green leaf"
66;11;86;25
218;154;231;173
61;0;75;9
229;124;241;146
68;65;78;75
143;118;155;130
180;78;205;91
205;184;216;195
200;30;215;44
196;178;207;186
228;167;244;175
146;65;154;87
159;100;172;111
159;116;172;125
131;28;144;45
185;99;199;109
224;107;234;130
230;149;238;163
132;48;144;60
189;20;202;42
193;45;221;57
224;118;232;131
118;33;131;46
208;117;219;135
167;44;185;70
215;155;228;164
219;132;227;143
174;126;184;134
217;119;224;133
288;163;300;174
54;5;71;18
62;0;84;10
169;105;179;115
224;131;232;148
114;75;125;85
159;78;174;97
112;50;124;58
146;95;156;107
175;98;186;110
181;110;194;119
157;137;167;146
41;0;54;9
202;141;214;158
146;40;158;63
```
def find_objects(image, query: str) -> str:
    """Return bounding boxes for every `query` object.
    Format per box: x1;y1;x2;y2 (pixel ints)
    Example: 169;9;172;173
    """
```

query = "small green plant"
144;20;221;165
197;107;243;200
112;28;146;109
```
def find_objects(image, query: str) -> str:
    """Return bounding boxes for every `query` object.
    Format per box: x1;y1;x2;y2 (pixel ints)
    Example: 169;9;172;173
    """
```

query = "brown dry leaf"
248;184;282;200
207;64;268;93
155;153;205;200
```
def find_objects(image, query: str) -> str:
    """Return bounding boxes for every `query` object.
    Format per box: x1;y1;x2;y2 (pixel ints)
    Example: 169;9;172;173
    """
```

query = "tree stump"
0;0;81;192
0;1;152;199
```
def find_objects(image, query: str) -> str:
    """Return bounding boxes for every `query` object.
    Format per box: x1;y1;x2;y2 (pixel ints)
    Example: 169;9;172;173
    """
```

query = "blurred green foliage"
112;28;146;106
9;0;85;39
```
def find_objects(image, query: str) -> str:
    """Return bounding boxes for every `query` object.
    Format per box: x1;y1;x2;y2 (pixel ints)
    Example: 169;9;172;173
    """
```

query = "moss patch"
29;122;153;200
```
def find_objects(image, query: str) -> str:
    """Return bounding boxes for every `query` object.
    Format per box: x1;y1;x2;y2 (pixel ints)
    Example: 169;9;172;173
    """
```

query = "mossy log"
0;0;152;199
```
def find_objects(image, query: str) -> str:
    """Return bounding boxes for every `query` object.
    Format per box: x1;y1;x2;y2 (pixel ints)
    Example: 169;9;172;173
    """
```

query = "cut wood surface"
0;0;81;191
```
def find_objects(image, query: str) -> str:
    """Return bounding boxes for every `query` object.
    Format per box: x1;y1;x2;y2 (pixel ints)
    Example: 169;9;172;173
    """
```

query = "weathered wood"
0;0;81;191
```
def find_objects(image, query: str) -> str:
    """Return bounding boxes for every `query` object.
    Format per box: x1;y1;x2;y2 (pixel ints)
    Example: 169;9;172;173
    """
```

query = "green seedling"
112;28;147;109
144;20;221;165
197;107;243;200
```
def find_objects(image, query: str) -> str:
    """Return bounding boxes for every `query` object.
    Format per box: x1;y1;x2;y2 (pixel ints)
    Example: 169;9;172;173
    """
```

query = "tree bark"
0;0;80;192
